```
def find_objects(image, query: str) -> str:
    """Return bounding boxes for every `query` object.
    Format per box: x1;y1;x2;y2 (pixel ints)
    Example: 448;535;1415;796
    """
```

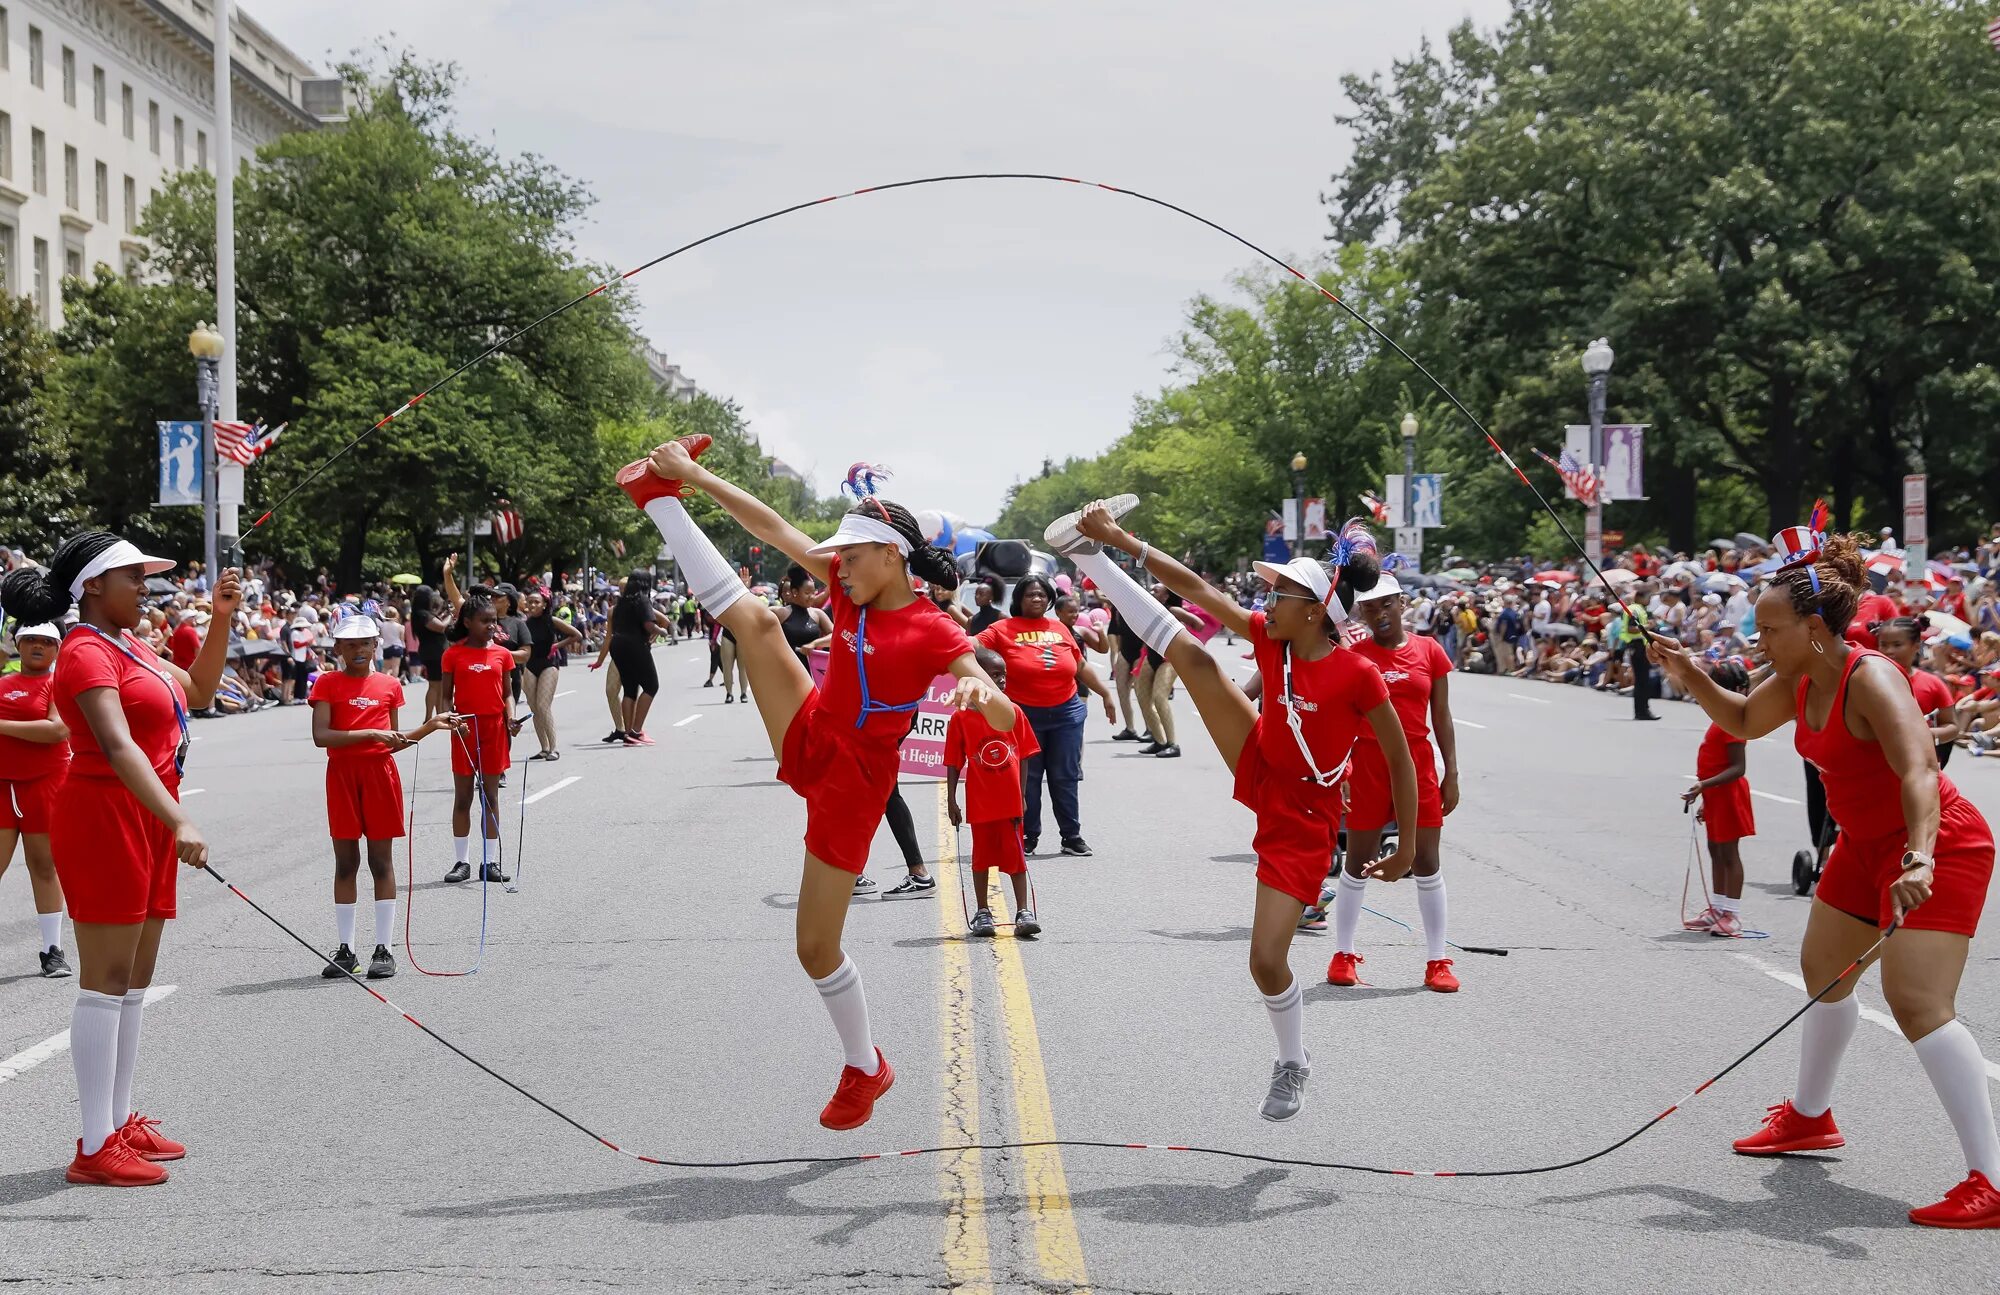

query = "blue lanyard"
851;607;921;730
79;625;190;778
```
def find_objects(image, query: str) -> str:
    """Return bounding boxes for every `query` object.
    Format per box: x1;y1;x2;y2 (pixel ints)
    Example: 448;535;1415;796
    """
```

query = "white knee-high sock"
1333;872;1368;955
1069;551;1186;658
1416;874;1449;960
71;990;122;1155
1793;995;1860;1117
1261;977;1306;1066
644;497;746;617
812;956;880;1074
1913;1019;2000;1178
453;836;470;864
335;902;356;949
374;898;396;948
37;909;62;953
113;988;146;1127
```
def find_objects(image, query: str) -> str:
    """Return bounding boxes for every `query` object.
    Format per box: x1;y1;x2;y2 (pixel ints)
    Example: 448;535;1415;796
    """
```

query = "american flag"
1359;490;1390;524
1531;447;1600;505
1989;15;2000;52
211;420;286;466
492;507;525;545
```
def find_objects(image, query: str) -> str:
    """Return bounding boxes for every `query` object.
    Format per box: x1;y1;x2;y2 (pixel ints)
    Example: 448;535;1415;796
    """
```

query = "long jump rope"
199;172;1896;1176
399;715;532;977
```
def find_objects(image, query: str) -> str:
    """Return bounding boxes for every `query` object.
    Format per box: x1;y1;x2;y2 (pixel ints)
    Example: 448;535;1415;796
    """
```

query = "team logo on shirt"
1282;691;1319;713
838;630;875;656
2;690;28;702
976;738;1014;769
1382;670;1411;684
346;697;383;711
465;662;495;673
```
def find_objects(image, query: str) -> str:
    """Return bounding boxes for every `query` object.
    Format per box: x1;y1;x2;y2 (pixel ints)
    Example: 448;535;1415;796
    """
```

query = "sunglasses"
1266;590;1324;605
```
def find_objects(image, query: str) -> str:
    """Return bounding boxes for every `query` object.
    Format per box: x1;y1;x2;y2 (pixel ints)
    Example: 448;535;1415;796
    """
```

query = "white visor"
807;513;912;557
1353;573;1404;604
14;623;61;641
68;540;176;600
1253;557;1331;604
331;616;381;641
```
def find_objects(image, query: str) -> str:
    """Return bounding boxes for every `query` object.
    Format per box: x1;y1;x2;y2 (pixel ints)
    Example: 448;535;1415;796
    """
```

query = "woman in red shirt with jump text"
0;622;73;976
622;437;1014;1131
1046;500;1417;1124
1650;527;2000;1228
2;534;240;1187
1328;572;1462;992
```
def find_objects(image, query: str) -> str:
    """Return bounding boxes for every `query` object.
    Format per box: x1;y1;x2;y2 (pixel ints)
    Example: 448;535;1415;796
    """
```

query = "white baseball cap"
1353;573;1404;604
330;616;381;641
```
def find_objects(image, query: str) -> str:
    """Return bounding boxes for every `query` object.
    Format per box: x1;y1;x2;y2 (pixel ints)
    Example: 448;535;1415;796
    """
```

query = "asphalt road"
4;637;2000;1292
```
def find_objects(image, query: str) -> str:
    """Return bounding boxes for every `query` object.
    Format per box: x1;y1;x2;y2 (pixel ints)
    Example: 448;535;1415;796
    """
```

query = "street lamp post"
189;321;224;579
1400;412;1419;567
1582;336;1614;566
1290;452;1308;556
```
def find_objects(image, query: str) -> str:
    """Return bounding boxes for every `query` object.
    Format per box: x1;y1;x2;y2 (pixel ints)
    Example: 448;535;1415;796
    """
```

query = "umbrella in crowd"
145;577;178;594
1600;568;1640;588
1530;570;1577;585
390;573;422;586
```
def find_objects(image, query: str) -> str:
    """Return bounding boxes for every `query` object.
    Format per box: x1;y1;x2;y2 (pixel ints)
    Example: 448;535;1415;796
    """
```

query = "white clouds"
254;0;1512;524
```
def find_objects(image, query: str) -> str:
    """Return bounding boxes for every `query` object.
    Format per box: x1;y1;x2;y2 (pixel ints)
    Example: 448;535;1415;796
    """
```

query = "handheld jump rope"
399;710;532;977
201;172;1892;1175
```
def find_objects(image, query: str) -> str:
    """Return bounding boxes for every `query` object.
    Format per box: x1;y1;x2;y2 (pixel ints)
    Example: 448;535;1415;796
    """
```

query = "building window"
29;128;44;195
63;245;81;281
123;249;141;285
0;112;10;181
174;117;185;169
123;175;136;233
121;85;133;139
32;238;48;325
94;161;107;222
0;221;14;297
92;66;105;123
197;130;208;170
61;45;74;106
148;101;159;155
62;145;77;210
0;7;8;72
28;25;41;88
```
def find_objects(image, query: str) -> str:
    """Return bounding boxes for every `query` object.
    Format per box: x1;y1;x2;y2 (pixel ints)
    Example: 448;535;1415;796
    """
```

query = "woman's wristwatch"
1900;849;1934;873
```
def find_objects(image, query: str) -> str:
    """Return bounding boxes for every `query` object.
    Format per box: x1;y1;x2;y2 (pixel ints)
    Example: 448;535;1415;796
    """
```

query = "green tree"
0;294;87;546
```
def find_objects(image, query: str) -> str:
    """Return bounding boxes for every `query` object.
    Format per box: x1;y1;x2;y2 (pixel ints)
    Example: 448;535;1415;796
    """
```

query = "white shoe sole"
1042;494;1141;554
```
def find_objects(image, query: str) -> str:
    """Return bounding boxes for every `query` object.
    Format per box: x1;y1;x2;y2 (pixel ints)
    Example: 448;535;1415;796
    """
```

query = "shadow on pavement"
1209;854;1259;866
690;780;786;790
0;1165;90;1213
1535;1158;1907;1260
1305;983;1430;1003
215;974;335;997
1145;927;1252;942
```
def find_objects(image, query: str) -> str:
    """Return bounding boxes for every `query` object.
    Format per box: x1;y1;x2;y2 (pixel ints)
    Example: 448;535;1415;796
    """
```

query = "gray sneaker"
1014;909;1042;939
1260;1055;1311;1123
1042;494;1140;555
969;908;997;938
852;874;878;897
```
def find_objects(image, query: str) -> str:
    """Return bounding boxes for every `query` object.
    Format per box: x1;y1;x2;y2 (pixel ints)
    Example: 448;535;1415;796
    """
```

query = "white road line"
1507;693;1553;705
182;788;207;797
673;714;701;727
0;985;178;1086
554;689;576;699
1456;719;1489;730
1730;953;2000;1084
522;776;580;806
1750;789;1802;805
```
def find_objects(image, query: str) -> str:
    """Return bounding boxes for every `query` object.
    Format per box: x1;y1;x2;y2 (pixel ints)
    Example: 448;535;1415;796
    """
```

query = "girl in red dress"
1651;529;2000;1228
1681;658;1755;937
0;622;73;976
1873;615;1963;770
622;439;1014;1131
1330;573;1462;991
1;533;240;1187
1046;500;1417;1124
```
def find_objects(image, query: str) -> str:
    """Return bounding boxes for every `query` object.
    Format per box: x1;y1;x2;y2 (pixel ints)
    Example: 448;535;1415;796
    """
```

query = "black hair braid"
853;497;959;591
0;531;123;626
1327;549;1382;613
447;585;499;642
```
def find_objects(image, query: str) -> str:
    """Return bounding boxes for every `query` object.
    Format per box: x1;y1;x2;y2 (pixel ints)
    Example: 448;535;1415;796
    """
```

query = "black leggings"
883;787;923;871
608;636;658;699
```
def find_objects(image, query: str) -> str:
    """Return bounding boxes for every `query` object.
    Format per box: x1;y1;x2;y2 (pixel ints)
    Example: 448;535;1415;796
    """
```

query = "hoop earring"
1812;638;1826;655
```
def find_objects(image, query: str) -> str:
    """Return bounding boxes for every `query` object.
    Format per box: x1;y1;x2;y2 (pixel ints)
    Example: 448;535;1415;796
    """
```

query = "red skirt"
1816;796;1993;936
1700;779;1755;843
1232;740;1342;907
326;756;406;841
51;773;179;924
777;690;900;874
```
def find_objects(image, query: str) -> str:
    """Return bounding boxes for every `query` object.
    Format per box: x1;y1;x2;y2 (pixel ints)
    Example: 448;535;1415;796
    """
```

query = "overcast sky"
252;0;1512;525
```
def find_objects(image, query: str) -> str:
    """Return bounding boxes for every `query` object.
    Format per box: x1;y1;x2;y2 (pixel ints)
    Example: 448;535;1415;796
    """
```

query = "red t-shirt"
818;556;972;742
168;622;201;671
54;627;187;783
1351;634;1452;748
0;671;68;781
1696;722;1743;781
309;669;404;763
945;702;1041;823
1248;611;1388;780
1909;667;1956;721
440;642;514;716
1844;593;1899;648
977;616;1083;709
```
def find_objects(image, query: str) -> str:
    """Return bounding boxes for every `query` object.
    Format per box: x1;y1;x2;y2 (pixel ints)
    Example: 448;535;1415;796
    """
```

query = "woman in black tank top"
779;567;833;667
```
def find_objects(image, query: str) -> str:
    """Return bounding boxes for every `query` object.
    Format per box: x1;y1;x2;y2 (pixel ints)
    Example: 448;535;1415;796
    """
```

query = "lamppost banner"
1383;475;1445;528
1563;425;1649;501
156;421;205;507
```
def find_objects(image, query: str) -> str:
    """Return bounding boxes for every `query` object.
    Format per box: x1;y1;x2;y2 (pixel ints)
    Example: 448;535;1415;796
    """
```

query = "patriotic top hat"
1772;500;1831;571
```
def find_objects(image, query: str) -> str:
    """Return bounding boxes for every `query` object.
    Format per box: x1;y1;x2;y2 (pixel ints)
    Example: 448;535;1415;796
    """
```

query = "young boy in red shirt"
311;616;460;978
946;647;1043;938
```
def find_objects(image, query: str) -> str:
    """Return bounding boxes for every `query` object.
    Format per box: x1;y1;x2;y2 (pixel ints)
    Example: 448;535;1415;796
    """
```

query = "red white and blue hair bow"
1329;518;1377;571
842;462;892;500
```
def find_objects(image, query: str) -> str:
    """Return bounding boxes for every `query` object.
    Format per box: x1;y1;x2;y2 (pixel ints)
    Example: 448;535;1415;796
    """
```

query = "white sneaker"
852;874;877;897
1260;1054;1311;1122
1042;494;1140;555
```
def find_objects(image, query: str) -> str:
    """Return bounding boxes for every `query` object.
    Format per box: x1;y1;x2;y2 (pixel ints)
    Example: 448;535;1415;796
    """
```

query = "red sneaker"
818;1049;895;1131
1424;958;1460;993
119;1113;185;1162
1910;1171;2000;1228
1326;952;1364;987
1731;1100;1845;1155
617;435;713;509
1710;909;1743;938
66;1136;169;1186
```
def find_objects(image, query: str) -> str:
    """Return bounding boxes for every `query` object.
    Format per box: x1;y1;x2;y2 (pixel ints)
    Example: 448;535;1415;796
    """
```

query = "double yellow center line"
934;784;1091;1291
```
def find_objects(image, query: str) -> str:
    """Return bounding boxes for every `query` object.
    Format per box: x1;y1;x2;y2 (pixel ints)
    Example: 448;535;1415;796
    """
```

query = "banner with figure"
156;421;204;507
1564;424;1649;501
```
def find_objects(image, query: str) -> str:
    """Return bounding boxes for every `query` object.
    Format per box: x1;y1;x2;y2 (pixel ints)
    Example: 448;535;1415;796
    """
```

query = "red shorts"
1232;741;1343;906
777;691;899;874
1816;797;1994;936
1700;779;1756;843
970;819;1027;876
1345;739;1444;832
326;756;406;841
450;714;513;777
50;774;179;924
0;771;64;835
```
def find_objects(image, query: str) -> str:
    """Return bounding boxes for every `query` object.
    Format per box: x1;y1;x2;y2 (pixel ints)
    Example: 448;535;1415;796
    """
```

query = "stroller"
1792;763;1836;896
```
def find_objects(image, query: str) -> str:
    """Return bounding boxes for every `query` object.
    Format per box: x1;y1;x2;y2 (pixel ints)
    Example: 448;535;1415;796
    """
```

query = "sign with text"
807;649;956;780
